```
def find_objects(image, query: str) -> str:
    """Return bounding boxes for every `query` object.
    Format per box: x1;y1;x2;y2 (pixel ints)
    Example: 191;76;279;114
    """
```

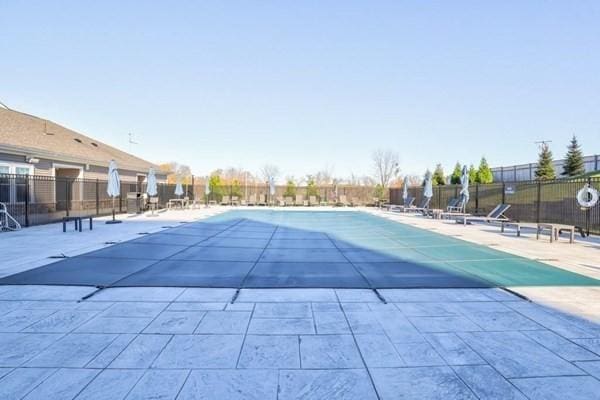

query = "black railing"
390;178;600;235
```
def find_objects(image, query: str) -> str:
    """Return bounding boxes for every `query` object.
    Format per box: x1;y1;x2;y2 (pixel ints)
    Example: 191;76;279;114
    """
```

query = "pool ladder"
0;202;21;231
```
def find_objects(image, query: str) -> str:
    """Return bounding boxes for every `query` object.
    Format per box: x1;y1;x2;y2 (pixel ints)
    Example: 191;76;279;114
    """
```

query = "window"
0;163;33;203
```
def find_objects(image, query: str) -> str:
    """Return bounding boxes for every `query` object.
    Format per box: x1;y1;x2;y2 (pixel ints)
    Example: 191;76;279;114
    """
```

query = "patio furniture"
309;196;319;206
453;204;512;226
62;216;93;233
247;194;256;206
406;197;431;213
167;198;185;209
447;197;465;213
257;194;267;206
221;195;230;206
536;223;576;244
388;197;415;212
284;196;294;206
231;196;240;206
295;194;305;206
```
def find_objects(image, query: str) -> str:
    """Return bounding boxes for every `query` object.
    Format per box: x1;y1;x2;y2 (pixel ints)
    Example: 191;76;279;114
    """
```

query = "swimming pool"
1;210;597;288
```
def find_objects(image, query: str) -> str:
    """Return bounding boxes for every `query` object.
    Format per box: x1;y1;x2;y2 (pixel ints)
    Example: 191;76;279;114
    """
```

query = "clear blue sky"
2;1;599;180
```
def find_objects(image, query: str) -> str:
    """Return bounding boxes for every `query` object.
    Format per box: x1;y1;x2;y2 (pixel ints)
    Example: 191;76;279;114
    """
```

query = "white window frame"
0;161;34;203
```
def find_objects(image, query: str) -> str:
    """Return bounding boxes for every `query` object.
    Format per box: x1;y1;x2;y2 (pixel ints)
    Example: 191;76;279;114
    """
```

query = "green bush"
476;157;493;184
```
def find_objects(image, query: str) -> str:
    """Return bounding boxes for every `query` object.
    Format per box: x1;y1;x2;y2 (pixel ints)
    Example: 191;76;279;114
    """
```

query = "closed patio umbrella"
175;177;184;198
269;177;276;205
106;160;122;224
402;176;409;204
459;165;470;212
205;177;210;206
146;168;158;217
423;171;433;199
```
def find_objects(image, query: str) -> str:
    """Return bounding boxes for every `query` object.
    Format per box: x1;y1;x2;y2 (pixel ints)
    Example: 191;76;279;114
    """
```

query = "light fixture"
27;157;40;164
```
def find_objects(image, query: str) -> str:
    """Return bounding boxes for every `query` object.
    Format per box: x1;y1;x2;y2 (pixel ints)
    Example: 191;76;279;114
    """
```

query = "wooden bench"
501;221;575;243
62;216;93;233
537;223;575;244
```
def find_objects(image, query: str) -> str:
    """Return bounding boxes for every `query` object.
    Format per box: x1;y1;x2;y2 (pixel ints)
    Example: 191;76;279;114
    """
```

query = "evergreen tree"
432;164;446;185
450;162;462;184
535;143;556;180
562;135;585;177
468;164;477;184
476;157;494;184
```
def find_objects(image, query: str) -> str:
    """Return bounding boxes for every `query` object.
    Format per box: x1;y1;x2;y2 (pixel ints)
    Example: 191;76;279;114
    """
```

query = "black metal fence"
0;174;190;227
390;178;600;235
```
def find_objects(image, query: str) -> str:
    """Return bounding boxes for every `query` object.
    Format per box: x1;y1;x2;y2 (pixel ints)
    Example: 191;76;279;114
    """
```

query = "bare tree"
260;164;280;182
372;149;400;188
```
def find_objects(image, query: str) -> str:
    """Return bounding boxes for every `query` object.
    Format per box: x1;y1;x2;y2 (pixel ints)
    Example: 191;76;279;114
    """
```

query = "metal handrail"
0;202;21;231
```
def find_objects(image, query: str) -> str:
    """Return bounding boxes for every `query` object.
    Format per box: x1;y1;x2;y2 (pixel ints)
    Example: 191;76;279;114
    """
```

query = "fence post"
475;184;479;214
25;174;30;227
95;179;100;215
65;178;70;217
191;175;195;200
502;182;506;205
535;180;541;223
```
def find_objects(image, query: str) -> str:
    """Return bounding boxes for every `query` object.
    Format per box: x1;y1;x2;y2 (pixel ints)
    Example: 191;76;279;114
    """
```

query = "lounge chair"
406;197;431;213
257;194;267;206
350;197;362;207
295;194;305;206
247;194;256;206
388;196;415;212
231;196;240;206
284;196;294;206
220;195;230;206
454;204;512;226
309;196;318;206
276;196;285;206
447;197;465;213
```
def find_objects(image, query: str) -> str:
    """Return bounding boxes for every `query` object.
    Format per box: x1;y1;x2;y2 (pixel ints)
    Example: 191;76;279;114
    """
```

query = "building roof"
0;107;161;172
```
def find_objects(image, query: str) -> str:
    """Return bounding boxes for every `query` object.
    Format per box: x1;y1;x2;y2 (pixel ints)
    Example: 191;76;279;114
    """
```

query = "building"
491;154;600;182
0;107;167;224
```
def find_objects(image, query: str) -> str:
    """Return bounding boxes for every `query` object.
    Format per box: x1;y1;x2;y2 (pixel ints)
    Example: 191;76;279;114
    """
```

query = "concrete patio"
0;285;599;399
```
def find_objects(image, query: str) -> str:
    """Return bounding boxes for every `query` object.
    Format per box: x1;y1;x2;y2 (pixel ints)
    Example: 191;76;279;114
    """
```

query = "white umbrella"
106;160;121;224
146;168;158;197
146;168;158;217
402;176;409;203
423;171;433;199
174;177;184;198
460;165;470;209
269;177;276;205
204;177;210;207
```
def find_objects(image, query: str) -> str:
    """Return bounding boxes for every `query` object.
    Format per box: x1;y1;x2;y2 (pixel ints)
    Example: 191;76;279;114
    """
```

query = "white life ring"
577;184;599;208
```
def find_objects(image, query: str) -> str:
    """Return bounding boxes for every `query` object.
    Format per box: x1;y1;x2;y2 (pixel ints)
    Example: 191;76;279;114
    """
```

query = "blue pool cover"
1;210;598;288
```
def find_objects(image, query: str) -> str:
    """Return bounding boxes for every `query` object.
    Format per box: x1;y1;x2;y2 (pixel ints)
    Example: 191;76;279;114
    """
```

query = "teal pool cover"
1;210;598;288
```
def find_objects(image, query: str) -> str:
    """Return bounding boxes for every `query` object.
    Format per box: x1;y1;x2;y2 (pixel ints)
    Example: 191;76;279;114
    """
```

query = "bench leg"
79;218;83;232
90;218;93;231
